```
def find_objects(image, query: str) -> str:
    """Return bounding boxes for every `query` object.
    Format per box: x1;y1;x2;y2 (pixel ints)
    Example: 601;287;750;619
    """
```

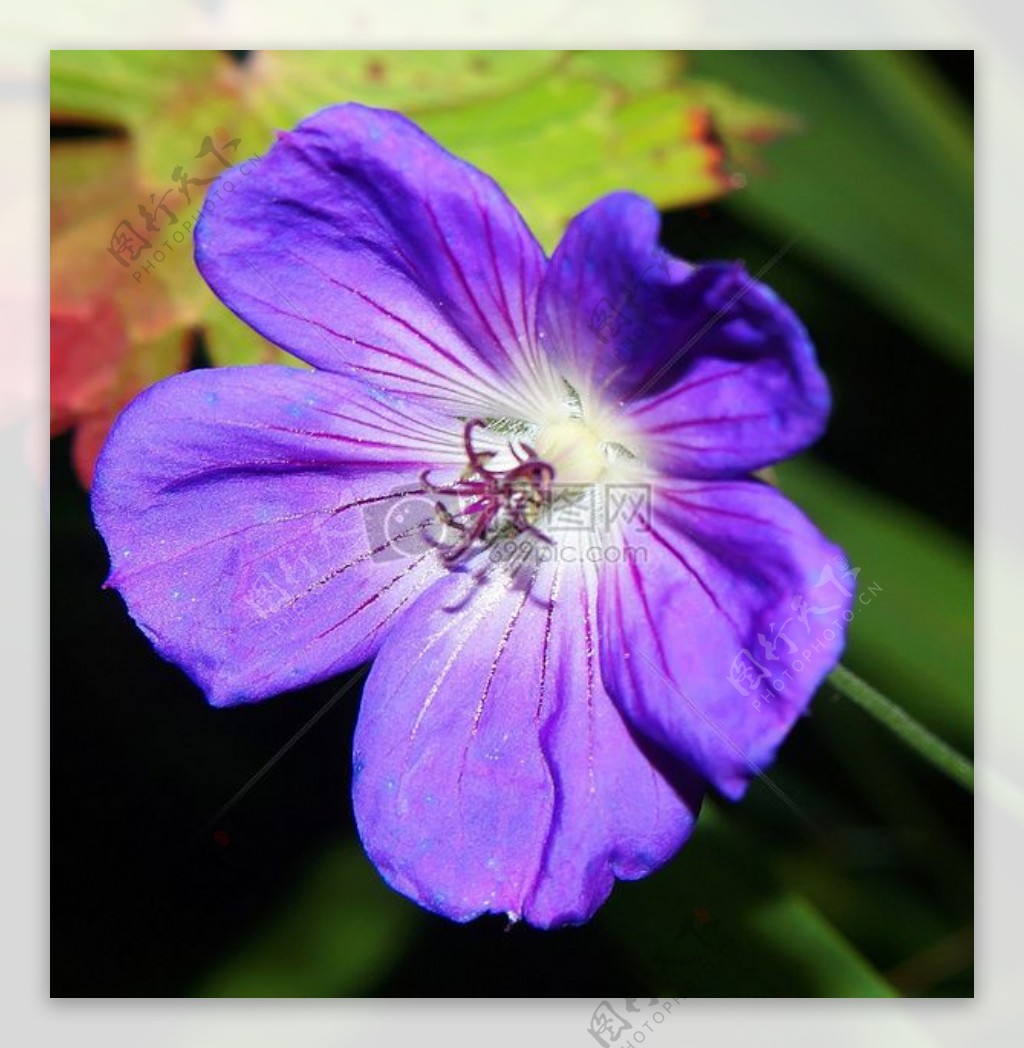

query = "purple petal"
539;192;830;477
91;366;467;706
538;192;692;402
195;104;556;418
528;568;704;924
353;563;701;927
598;478;852;799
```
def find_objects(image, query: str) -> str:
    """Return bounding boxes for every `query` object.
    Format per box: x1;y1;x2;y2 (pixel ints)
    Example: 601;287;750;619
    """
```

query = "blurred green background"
50;50;973;997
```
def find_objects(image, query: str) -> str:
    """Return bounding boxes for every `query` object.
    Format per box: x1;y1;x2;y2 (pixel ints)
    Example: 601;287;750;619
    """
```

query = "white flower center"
533;418;609;487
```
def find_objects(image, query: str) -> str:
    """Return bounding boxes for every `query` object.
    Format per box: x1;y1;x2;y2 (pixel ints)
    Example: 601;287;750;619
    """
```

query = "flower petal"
598;478;852;799
538;192;690;403
91;365;466;706
527;567;704;925
539;192;830;476
353;562;701;927
195;103;557;418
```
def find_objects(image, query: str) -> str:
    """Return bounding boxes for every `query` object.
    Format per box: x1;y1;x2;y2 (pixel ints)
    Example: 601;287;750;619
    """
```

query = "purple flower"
92;104;850;927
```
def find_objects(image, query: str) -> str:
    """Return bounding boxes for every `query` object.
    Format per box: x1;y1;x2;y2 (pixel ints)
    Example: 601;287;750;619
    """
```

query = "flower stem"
827;664;974;792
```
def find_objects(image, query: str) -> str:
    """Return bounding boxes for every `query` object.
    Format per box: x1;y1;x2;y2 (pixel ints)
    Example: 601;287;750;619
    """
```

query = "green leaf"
202;294;300;369
778;842;969;982
564;50;686;93
775;457;973;746
423;54;794;250
196;840;421;997
599;805;898;996
420;77;730;251
50;50;230;129
690;51;973;367
247;49;565;124
50;138;206;483
828;664;974;790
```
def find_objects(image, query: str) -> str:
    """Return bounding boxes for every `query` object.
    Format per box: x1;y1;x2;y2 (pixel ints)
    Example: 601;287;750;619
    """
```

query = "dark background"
51;51;973;996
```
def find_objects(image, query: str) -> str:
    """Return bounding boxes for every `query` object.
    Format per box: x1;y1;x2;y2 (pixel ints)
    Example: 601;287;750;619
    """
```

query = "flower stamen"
420;419;555;563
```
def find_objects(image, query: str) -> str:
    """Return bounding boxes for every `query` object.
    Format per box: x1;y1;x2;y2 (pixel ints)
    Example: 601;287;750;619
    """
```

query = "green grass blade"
828;664;974;791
